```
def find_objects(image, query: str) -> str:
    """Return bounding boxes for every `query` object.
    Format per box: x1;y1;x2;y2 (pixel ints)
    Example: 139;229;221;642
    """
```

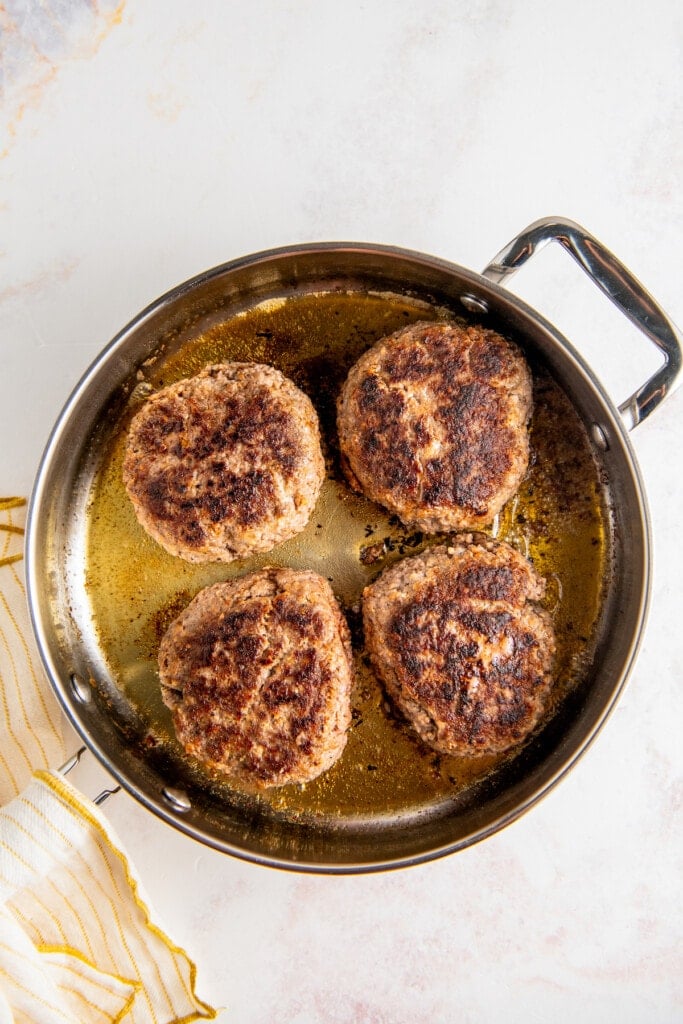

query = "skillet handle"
60;746;121;806
482;216;682;430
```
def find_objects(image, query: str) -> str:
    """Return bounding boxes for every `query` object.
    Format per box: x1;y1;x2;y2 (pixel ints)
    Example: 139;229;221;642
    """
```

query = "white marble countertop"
2;2;682;1021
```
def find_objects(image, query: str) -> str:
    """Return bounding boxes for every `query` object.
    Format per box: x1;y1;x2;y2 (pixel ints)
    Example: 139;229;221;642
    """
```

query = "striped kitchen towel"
0;497;67;805
0;498;217;1023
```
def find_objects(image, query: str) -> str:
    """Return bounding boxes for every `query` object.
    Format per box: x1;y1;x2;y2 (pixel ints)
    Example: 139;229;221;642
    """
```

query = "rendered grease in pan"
84;291;608;820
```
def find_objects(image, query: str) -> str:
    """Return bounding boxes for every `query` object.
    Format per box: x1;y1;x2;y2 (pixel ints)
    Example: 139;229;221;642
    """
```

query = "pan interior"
71;282;610;856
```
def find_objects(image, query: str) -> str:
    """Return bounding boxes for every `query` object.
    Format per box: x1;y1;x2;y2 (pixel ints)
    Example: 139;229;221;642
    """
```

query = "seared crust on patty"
158;568;354;789
362;535;555;757
337;321;532;531
123;362;324;562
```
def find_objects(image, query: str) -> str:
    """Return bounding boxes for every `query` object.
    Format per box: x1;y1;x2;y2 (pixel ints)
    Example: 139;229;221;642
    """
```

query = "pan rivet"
460;293;489;314
590;423;610;451
162;787;192;813
70;673;93;704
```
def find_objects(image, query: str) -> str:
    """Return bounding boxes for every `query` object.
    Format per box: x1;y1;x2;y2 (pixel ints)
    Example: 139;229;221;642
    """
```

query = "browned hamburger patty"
337;320;533;531
123;362;324;562
362;535;555;757
158;567;354;788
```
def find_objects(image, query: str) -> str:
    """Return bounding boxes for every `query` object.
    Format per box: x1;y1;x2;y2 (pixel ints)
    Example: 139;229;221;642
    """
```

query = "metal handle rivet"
590;423;610;451
70;673;93;704
460;293;489;314
162;786;192;813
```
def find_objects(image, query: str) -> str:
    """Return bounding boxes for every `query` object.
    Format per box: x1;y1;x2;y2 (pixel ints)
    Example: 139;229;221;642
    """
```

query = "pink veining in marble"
1;0;125;156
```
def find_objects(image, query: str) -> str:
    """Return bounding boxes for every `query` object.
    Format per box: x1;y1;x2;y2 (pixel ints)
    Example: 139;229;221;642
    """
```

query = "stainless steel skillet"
26;217;681;872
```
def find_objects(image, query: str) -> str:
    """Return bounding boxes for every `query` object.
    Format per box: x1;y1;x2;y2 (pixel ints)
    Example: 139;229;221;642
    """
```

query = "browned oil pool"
85;291;608;821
